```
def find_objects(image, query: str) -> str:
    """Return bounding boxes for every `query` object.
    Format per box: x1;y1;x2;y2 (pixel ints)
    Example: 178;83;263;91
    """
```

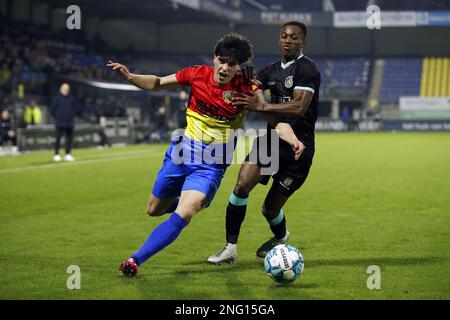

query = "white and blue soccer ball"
264;244;304;284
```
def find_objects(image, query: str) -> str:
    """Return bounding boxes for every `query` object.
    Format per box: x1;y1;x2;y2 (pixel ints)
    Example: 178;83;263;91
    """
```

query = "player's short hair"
214;33;253;65
281;21;307;40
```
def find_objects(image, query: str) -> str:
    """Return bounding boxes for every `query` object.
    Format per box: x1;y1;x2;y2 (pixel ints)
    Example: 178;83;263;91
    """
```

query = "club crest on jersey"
223;91;234;104
284;76;293;88
283;177;294;188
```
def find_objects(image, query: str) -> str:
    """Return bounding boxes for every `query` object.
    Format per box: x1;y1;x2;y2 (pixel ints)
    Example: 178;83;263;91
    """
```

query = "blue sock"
132;212;188;266
164;197;179;214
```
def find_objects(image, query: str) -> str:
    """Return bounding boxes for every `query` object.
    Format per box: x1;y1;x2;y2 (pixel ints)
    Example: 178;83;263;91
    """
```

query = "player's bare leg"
232;162;263;198
175;190;209;222
146;194;179;217
256;184;290;258
120;190;208;277
120;195;178;276
208;162;262;264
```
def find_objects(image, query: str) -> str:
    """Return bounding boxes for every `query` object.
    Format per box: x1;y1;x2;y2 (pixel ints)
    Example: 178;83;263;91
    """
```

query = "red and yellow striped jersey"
176;65;260;143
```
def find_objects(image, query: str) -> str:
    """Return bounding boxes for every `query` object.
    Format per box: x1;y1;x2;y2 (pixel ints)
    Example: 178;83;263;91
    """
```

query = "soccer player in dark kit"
107;33;303;277
208;21;321;263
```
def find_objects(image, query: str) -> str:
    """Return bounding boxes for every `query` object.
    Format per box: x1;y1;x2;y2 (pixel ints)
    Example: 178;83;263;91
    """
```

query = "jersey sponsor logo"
274;96;292;103
194;99;235;121
284;76;293;89
268;81;276;86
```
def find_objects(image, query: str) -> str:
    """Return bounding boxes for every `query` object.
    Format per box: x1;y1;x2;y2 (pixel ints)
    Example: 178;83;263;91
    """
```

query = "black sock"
225;193;248;244
270;216;287;240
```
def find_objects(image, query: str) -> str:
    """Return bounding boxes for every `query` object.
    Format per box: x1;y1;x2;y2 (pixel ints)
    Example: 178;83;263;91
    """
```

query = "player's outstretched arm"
274;122;305;160
233;89;313;117
261;112;304;160
107;60;179;91
244;91;304;160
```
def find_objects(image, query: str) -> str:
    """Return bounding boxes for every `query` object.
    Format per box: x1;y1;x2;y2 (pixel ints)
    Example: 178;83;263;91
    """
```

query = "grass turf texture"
0;132;449;299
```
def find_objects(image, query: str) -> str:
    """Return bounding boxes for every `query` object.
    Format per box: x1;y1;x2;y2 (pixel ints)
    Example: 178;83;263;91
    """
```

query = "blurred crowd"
0;20;121;98
0;9;184;155
0;16;188;150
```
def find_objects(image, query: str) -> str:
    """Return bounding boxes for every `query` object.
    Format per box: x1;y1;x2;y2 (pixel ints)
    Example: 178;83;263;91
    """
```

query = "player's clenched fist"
107;60;131;80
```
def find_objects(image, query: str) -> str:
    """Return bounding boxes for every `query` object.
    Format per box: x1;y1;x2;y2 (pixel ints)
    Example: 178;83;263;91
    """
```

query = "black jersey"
258;54;321;154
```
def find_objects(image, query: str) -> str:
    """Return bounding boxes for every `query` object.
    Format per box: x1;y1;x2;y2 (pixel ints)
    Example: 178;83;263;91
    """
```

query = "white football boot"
64;154;75;161
207;243;237;265
53;154;62;162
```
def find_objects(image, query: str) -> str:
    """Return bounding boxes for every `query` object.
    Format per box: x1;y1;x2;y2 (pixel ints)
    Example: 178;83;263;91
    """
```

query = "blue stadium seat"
379;58;422;104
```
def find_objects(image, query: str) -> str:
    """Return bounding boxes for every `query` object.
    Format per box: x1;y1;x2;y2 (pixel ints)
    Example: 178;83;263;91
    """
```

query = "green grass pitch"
0;132;449;299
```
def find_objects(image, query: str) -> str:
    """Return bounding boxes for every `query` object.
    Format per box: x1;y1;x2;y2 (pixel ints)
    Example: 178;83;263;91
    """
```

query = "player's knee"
176;207;197;221
233;180;251;198
146;203;163;217
175;202;204;220
145;207;157;217
262;203;278;219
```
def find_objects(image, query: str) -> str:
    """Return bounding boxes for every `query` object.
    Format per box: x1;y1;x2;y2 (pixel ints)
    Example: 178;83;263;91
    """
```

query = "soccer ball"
264;244;304;284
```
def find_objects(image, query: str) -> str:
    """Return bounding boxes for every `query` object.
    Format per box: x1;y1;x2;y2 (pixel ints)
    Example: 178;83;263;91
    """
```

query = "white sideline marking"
18;148;149;159
0;150;162;175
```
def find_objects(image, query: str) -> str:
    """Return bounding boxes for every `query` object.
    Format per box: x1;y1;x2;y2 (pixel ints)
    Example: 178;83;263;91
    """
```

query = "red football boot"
119;258;139;277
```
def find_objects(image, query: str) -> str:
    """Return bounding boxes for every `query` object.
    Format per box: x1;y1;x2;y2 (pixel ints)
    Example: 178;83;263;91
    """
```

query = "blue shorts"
151;138;228;205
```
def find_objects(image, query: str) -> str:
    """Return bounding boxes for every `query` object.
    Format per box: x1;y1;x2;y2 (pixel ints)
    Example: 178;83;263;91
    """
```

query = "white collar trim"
281;52;304;69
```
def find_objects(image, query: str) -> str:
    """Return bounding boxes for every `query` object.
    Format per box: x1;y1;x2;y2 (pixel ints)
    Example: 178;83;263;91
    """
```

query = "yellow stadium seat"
434;58;442;97
426;57;435;97
443;58;450;97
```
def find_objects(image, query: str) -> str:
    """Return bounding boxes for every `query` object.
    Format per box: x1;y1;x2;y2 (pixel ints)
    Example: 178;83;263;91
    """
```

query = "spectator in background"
0;109;19;155
148;104;169;142
352;108;361;131
341;106;351;131
176;90;188;129
17;81;25;100
81;97;111;149
50;83;78;162
81;97;98;123
23;99;42;126
374;111;381;122
0;63;12;88
0;95;14;111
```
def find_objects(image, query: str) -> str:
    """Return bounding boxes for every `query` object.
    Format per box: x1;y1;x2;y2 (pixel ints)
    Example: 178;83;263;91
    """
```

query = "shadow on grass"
116;256;443;284
175;256;444;271
271;282;320;290
117;259;319;299
305;256;443;268
173;258;265;274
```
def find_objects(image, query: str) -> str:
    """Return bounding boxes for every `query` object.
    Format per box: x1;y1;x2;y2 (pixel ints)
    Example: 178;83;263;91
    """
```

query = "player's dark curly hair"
214;33;253;65
281;21;307;40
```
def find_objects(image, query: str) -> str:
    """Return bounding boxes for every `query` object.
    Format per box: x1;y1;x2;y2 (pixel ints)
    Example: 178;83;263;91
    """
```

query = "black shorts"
1;133;13;143
245;136;314;197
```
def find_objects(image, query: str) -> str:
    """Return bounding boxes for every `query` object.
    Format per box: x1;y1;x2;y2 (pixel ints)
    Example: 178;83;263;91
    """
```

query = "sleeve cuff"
294;86;315;94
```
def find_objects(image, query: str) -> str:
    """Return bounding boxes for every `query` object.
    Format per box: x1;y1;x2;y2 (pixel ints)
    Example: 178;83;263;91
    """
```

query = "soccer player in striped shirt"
107;33;303;277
